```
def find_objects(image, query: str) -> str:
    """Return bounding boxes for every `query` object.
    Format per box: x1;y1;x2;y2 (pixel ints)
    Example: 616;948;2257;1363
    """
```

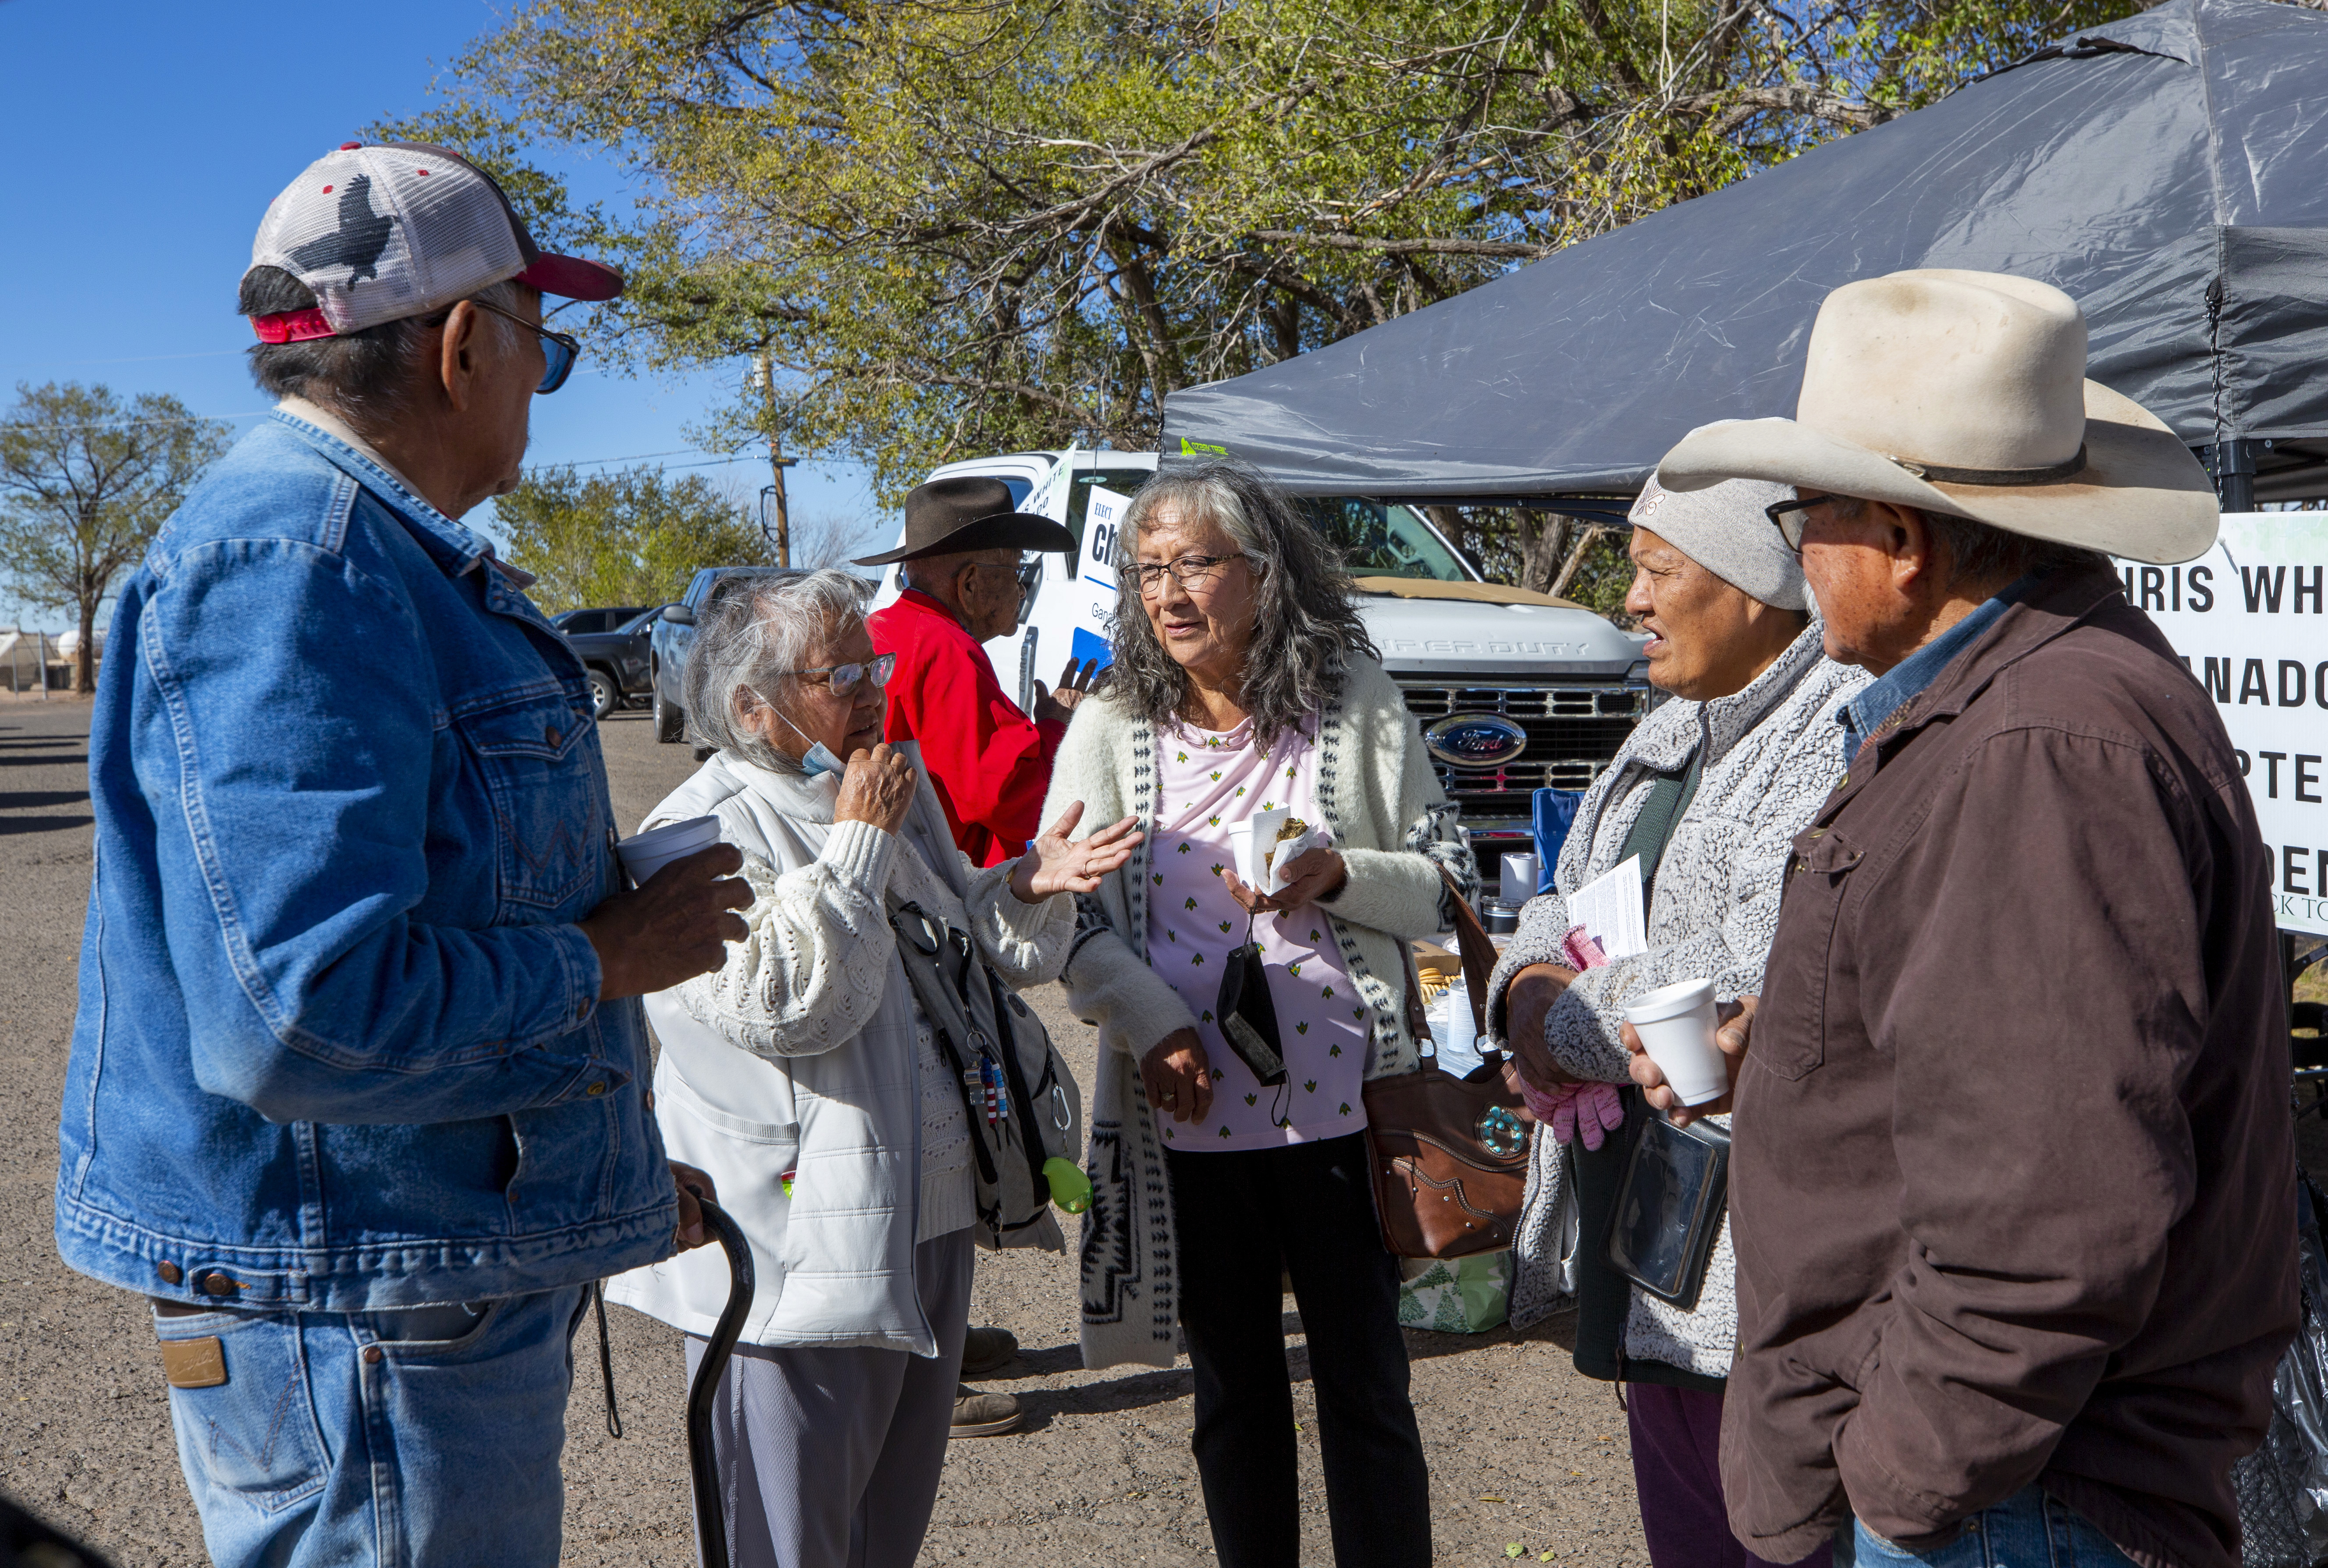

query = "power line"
2;418;797;476
532;450;777;472
7;410;273;432
8;349;246;369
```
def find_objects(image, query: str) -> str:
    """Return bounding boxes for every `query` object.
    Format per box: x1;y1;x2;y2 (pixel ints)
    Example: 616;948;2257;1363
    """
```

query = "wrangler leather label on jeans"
160;1336;227;1389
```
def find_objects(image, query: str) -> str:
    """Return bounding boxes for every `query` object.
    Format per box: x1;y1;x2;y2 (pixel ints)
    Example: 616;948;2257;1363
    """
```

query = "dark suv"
648;567;803;744
562;606;664;719
550;605;650;635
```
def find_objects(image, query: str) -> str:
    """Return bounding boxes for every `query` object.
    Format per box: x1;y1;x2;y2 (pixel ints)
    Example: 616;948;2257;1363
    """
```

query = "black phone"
1603;1114;1731;1308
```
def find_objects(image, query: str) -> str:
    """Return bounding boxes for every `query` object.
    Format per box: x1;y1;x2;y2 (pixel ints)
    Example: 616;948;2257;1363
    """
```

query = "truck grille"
1399;679;1649;823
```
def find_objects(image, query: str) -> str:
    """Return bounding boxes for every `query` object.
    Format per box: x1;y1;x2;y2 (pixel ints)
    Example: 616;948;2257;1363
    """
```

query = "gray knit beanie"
1627;475;1809;612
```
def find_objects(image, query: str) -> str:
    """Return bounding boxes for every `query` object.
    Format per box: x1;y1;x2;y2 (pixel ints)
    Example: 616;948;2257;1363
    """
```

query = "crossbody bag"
1361;870;1536;1259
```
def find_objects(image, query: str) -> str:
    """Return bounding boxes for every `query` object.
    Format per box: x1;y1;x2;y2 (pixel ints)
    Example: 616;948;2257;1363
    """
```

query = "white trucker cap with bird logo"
245;141;622;342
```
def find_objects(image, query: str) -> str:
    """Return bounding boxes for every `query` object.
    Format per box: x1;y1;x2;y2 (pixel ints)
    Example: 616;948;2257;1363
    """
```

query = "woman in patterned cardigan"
1484;477;1868;1568
1044;459;1473;1568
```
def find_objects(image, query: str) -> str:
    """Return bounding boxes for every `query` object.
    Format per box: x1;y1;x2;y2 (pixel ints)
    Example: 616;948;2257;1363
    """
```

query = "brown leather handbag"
1361;872;1535;1259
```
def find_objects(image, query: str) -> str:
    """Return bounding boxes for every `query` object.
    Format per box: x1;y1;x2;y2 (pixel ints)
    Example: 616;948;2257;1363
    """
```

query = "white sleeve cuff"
818;818;897;897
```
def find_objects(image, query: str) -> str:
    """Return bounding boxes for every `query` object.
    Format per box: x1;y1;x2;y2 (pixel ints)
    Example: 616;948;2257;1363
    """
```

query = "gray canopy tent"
1160;0;2328;512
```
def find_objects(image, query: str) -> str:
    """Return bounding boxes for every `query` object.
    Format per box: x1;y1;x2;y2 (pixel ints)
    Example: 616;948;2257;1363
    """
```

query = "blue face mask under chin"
758;689;847;778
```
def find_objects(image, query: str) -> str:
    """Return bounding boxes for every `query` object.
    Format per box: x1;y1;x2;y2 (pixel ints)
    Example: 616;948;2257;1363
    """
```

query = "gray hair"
683;568;874;771
1105;458;1376;744
238;264;523;424
1831;495;2108;586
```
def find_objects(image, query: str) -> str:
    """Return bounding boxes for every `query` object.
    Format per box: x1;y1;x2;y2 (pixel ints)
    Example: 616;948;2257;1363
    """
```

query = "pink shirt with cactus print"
1145;718;1368;1152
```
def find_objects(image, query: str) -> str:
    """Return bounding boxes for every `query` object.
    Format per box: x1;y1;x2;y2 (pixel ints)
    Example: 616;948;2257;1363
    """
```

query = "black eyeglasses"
466;295;582;394
786;652;897;698
1127;553;1252;596
1763;493;1845;552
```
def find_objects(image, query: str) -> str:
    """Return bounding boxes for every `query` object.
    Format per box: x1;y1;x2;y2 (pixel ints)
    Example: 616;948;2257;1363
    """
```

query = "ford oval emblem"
1424;713;1528;769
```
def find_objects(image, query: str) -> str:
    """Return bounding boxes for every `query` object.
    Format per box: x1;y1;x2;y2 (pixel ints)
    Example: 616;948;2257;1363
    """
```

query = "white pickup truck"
866;448;1650;877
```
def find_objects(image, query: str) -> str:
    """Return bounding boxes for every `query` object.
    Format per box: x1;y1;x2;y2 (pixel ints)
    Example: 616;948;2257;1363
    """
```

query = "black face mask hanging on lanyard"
1216;908;1294;1126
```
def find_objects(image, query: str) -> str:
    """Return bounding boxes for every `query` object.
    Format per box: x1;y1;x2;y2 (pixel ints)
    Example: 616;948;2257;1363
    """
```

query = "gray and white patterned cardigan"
1484;622;1869;1372
1043;653;1476;1371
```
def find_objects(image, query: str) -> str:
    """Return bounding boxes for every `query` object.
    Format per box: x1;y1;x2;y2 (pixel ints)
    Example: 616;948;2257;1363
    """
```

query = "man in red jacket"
859;476;1097;866
858;476;1100;1434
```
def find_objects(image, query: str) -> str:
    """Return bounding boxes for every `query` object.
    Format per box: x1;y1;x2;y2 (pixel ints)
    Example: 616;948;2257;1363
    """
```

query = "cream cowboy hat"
1656;270;2219;565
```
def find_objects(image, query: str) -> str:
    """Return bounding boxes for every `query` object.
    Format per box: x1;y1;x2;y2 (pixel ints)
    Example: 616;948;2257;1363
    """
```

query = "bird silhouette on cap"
289;175;397;289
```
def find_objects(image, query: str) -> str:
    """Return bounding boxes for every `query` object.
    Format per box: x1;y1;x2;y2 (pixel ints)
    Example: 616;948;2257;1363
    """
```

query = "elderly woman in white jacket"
1483;479;1867;1568
606;569;1138;1568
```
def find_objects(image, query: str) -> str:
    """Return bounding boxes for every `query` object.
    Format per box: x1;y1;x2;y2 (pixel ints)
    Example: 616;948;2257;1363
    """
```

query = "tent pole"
2206;440;2258;512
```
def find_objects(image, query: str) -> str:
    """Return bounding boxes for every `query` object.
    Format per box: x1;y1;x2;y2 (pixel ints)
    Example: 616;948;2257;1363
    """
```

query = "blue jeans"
1835;1487;2136;1567
154;1286;587;1568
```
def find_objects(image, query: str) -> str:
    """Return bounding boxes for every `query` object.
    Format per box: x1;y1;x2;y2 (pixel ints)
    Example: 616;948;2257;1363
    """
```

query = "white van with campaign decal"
866;448;1653;873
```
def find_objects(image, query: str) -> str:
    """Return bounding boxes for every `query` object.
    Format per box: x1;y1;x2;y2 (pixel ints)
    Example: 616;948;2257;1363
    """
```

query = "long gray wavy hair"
1105;458;1376;744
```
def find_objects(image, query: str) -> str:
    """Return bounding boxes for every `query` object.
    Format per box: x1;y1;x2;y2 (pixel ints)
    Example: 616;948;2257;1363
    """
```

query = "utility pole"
750;353;798;567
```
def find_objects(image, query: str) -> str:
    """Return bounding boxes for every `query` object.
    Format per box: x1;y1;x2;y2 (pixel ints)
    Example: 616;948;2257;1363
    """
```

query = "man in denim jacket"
54;144;748;1567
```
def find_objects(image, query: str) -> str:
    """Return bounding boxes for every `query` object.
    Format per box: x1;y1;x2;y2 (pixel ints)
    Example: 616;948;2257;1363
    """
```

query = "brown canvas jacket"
1721;563;2297;1568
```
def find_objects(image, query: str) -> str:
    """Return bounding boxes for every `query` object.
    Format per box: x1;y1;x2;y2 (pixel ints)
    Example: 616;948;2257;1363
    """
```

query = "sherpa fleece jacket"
1484;621;1865;1372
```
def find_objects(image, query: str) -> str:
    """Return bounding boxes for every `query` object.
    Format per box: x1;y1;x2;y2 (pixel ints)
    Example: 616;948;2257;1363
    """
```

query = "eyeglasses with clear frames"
784;651;898;698
1127;553;1253;596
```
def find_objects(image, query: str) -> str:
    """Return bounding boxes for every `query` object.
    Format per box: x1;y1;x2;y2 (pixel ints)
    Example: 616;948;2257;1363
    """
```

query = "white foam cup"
615;815;723;886
1621;977;1727;1106
1226;823;1258;886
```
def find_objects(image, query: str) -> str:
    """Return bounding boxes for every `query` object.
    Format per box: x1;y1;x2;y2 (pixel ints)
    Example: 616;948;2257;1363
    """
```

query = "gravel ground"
23;692;2309;1564
0;697;1647;1565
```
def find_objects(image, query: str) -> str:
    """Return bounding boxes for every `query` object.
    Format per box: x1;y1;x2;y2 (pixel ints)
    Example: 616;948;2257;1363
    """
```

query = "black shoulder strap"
1614;744;1705;909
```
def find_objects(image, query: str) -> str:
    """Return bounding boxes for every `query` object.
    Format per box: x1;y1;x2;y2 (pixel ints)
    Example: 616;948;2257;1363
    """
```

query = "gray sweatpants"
683;1227;974;1568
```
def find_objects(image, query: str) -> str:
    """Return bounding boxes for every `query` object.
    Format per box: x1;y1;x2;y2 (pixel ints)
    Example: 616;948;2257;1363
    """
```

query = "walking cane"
686;1197;756;1568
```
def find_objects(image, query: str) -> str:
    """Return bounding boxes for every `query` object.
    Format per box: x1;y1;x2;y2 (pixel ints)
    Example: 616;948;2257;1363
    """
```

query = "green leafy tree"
0;383;234;693
386;0;2138;507
494;464;775;612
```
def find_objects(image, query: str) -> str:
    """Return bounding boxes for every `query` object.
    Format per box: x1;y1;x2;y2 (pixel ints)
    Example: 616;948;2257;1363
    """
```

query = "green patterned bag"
1396;1250;1512;1333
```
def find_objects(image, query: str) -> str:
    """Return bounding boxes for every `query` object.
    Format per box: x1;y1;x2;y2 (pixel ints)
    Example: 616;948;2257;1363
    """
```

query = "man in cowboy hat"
1636;270;2294;1567
857;477;1096;1433
859;476;1096;868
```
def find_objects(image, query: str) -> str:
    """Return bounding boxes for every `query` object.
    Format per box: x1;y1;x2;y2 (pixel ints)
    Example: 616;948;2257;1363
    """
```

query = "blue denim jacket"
54;412;676;1312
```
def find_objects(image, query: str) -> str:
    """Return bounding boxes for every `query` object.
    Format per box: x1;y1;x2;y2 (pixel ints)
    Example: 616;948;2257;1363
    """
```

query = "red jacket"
868;589;1064;866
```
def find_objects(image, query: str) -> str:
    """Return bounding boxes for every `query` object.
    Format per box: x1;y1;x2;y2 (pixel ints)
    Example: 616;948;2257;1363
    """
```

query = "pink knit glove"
1518;1080;1625;1151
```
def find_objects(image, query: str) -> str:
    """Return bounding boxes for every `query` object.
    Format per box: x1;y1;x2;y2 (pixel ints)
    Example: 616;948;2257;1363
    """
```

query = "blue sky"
0;0;885;629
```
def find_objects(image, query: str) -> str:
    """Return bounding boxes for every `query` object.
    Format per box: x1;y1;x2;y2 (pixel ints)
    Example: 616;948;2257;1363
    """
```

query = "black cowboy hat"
851;476;1076;566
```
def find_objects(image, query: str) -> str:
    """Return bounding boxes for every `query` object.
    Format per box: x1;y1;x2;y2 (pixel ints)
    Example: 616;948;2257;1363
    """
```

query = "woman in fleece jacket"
1045;459;1474;1568
1484;477;1866;1568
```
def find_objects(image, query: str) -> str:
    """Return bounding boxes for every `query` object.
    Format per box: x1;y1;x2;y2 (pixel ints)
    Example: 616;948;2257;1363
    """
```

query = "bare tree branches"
0;384;233;693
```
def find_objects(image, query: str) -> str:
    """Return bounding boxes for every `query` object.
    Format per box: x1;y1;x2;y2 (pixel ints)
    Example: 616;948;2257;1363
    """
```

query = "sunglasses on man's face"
1763;493;1845;553
787;651;898;699
465;295;582;394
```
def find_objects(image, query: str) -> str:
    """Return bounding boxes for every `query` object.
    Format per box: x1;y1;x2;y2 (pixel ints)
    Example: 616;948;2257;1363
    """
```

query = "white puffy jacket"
603;745;1073;1354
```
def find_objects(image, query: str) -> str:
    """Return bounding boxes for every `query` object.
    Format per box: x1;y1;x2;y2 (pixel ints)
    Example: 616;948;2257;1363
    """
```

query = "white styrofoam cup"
1226;823;1258;887
1621;977;1727;1106
615;814;723;886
